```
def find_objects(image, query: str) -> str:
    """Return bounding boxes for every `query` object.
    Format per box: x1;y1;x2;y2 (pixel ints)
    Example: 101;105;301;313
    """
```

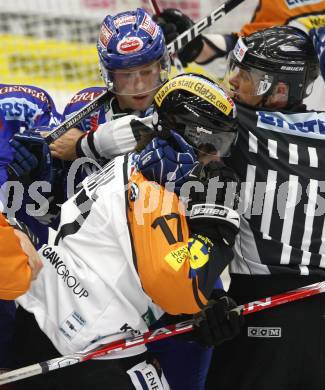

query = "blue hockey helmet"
97;8;171;95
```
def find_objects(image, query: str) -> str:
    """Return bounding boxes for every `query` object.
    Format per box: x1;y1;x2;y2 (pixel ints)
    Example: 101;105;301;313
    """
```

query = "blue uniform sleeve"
0;85;62;184
0;139;11;186
32;87;62;129
62;86;107;132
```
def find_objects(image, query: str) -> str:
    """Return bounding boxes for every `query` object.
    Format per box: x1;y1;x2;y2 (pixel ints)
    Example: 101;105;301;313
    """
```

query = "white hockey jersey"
18;155;163;359
18;153;220;359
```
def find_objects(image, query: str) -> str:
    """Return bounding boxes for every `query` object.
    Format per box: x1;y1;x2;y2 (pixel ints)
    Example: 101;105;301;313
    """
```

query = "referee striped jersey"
229;103;325;276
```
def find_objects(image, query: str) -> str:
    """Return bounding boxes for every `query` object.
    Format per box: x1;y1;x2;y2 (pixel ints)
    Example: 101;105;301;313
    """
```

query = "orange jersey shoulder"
0;214;31;299
127;172;208;315
241;0;325;36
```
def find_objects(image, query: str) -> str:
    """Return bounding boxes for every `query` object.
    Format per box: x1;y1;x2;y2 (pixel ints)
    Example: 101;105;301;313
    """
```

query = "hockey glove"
130;117;155;144
185;161;240;246
310;27;325;81
8;128;53;184
136;130;197;195
193;289;243;346
129;118;155;154
199;33;238;64
154;8;204;66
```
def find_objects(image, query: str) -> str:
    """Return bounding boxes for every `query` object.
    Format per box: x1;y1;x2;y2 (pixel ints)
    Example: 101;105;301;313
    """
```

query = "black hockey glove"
198;33;238;64
185;162;240;247
154;8;204;66
130;118;155;152
193;289;244;346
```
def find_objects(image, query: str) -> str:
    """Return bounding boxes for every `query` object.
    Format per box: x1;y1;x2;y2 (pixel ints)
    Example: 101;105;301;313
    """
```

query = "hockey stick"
1;280;324;385
166;0;246;56
148;0;161;16
45;0;245;144
148;0;185;73
45;91;109;144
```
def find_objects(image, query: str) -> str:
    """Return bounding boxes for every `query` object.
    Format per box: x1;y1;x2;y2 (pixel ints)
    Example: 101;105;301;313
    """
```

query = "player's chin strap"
1;280;324;386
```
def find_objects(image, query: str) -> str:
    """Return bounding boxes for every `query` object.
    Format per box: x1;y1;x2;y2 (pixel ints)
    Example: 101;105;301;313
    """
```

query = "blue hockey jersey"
0;84;61;185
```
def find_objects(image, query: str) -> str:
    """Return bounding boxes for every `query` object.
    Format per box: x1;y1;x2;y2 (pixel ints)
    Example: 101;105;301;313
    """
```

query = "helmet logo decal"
233;37;248;63
279;44;301;52
117;37;144;54
140;14;158;38
280;65;304;72
154;76;234;115
99;23;113;48
293;14;325;31
197;126;212;135
256;75;272;95
114;15;136;28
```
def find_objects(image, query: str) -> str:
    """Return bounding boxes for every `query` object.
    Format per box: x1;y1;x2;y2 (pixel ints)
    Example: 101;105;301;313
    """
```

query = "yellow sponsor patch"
154;75;233;115
295;14;325;31
165;245;189;272
188;237;210;270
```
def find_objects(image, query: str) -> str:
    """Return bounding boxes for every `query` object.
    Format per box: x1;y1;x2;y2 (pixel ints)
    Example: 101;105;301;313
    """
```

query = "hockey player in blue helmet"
12;73;242;390
97;8;170;112
46;8;171;164
9;9;171;188
8;10;171;262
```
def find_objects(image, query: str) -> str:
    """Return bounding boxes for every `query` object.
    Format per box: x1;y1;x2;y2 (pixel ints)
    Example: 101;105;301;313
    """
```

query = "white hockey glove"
76;115;154;160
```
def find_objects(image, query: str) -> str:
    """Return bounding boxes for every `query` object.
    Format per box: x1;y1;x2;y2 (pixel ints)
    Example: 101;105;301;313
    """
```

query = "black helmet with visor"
223;26;320;107
152;73;237;157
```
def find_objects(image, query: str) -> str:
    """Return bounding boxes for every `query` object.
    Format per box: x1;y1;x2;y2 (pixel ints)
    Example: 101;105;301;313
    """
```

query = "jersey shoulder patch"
63;86;108;113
